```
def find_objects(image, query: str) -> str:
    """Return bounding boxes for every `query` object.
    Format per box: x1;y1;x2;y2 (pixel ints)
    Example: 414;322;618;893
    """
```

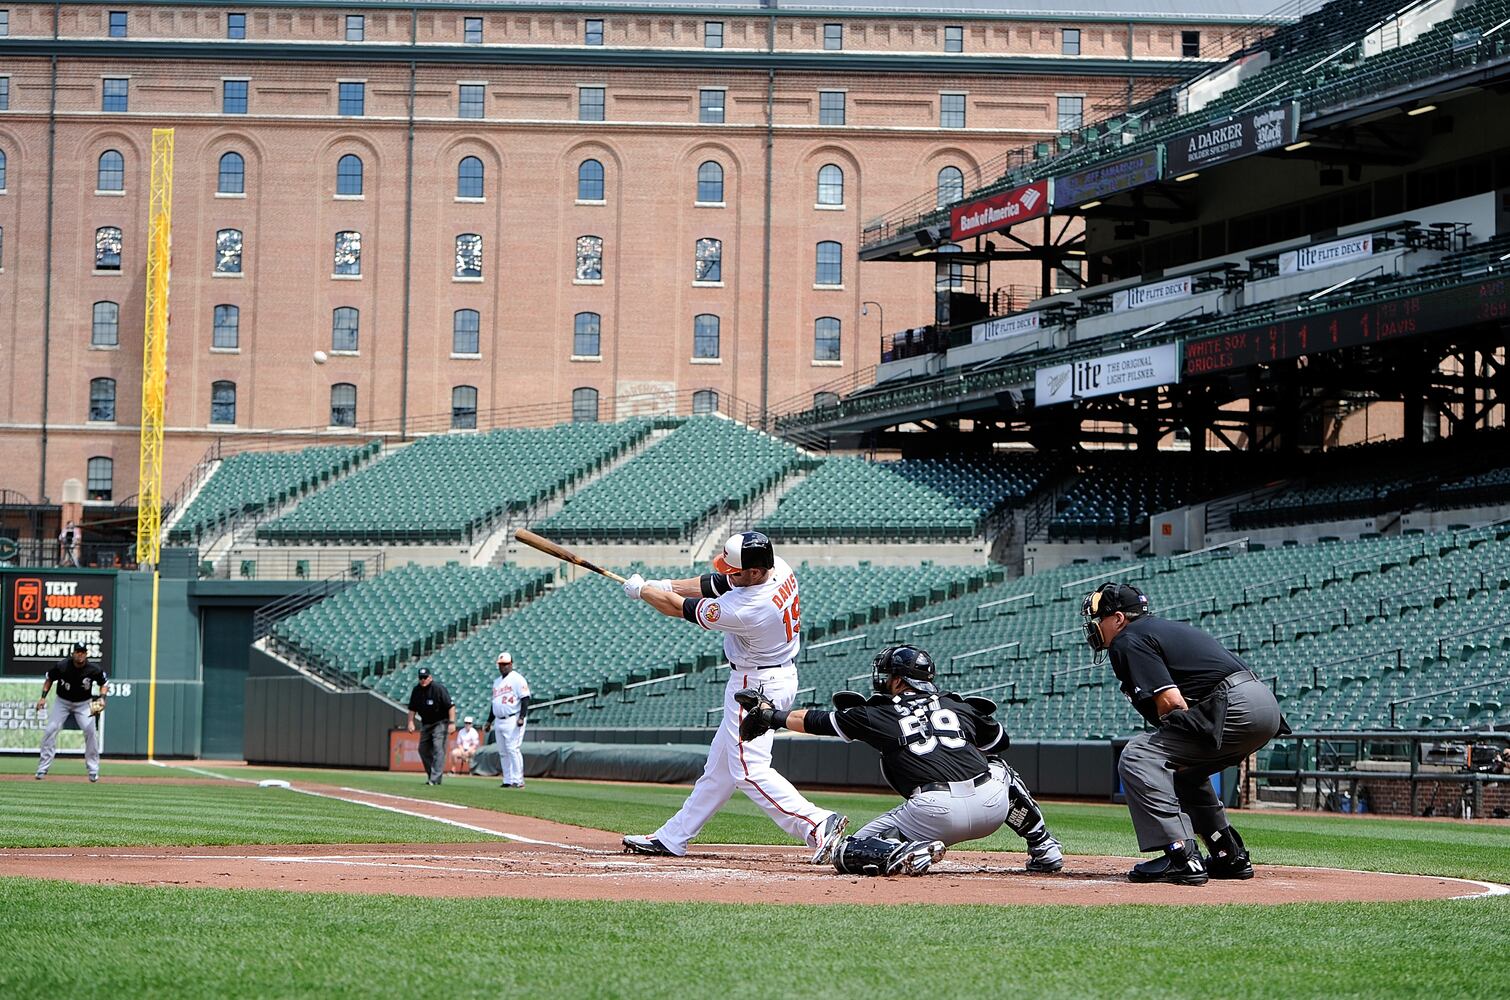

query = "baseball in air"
313;350;328;365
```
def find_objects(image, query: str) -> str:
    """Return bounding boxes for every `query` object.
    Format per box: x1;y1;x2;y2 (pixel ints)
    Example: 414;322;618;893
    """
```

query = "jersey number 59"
898;708;967;756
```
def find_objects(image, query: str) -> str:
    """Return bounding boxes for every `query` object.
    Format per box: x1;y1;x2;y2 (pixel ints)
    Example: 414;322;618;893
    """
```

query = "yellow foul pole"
138;128;173;761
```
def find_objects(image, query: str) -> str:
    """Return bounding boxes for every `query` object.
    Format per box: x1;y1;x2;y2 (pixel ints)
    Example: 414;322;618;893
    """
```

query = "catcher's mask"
1080;582;1149;661
871;644;936;695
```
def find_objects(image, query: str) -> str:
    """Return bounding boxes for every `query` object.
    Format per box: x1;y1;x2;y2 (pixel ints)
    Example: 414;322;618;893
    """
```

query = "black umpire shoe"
1202;826;1255;880
1128;841;1209;886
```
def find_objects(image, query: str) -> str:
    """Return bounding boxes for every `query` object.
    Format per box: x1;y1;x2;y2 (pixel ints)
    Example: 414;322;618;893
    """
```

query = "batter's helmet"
713;531;775;573
871;644;936;695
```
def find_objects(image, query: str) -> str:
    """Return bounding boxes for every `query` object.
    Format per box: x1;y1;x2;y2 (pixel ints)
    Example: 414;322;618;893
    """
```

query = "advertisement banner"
389;729;459;772
1051;149;1163;208
1112;275;1193;313
972;311;1041;343
3;571;115;677
950;180;1052;240
1164;103;1296;176
1278;234;1374;274
1035;342;1181;406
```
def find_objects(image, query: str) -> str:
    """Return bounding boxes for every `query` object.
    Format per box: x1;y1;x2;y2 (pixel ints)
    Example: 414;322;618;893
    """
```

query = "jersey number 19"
781;594;802;642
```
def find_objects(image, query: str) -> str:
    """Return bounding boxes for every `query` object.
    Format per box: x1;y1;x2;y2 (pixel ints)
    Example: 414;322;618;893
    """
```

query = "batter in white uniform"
485;651;531;788
619;532;848;862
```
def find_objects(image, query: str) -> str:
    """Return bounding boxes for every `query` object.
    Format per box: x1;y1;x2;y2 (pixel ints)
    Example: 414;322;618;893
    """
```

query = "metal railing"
1435;620;1510;660
1389;676;1510;728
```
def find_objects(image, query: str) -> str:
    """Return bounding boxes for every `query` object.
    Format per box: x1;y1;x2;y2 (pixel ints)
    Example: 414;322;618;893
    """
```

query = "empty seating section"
534;525;1510;739
257;420;652;544
1048;456;1244;541
167;442;377;545
368;562;995;724
537;417;806;542
268;563;552;679
758;454;1054;542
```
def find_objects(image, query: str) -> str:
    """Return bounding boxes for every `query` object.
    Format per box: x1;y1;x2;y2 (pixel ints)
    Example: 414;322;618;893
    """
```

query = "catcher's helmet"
871;644;936;695
713;531;775;573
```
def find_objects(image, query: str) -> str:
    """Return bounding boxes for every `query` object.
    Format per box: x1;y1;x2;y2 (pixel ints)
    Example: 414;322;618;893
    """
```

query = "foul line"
336;788;470;811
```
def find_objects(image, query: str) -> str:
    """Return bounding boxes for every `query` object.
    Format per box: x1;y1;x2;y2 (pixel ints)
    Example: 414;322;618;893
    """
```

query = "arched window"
334;231;361;275
814;316;841;362
452;309;480;354
814;391;840;409
696;161;723;203
693;314;720;359
213;304;240;349
571;387;599;423
97;150;125;192
332;307;359;351
215;228;243;274
573;312;601;357
577;158;604;201
817;164;843;206
575;235;603;281
217;152;244;195
815;241;843;286
451;386;478;429
91;302;120;347
210;380;237;424
692;389;719;415
457;156;484;198
694;238;722;282
86;457;114;501
936;166;964;208
336;154;363;196
455;233;483;278
329;383;357;427
95;227;123;271
89;377;117;422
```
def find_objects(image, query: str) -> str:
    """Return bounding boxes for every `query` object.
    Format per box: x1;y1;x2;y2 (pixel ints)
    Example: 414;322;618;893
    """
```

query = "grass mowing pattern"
0;782;495;847
0;879;1506;999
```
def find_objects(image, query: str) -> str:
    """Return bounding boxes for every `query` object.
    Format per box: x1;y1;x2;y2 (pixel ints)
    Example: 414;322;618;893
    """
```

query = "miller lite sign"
1034;342;1181;406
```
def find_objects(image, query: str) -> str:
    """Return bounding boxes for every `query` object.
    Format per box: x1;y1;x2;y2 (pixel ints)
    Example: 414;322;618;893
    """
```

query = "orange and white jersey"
691;556;802;667
491;671;530;719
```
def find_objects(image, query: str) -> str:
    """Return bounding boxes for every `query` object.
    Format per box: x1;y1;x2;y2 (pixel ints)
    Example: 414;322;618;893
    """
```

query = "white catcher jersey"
692;556;802;667
491;671;530;719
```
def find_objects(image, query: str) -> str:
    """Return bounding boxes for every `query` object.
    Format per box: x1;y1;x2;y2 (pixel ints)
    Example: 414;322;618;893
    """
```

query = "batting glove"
623;573;646;600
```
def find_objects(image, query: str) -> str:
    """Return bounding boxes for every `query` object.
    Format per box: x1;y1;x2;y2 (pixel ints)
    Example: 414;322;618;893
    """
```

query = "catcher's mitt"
88;698;105;717
734;688;776;742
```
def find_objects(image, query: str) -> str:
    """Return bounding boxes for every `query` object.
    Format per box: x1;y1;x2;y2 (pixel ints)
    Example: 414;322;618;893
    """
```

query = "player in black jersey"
736;644;1063;877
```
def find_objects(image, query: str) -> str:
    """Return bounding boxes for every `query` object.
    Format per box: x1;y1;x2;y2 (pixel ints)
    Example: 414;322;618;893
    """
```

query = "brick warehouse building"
0;0;1277;506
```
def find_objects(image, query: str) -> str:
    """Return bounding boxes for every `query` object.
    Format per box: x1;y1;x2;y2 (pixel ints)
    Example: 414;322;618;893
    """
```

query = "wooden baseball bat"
514;528;626;583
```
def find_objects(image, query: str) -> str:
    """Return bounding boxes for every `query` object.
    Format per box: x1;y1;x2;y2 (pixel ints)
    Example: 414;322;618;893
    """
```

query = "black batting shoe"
1202;827;1255;880
622;835;676;856
1128;842;1209;886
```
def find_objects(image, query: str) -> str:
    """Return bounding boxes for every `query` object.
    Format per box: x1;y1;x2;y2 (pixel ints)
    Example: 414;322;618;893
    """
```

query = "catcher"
736;644;1064;877
35;641;107;782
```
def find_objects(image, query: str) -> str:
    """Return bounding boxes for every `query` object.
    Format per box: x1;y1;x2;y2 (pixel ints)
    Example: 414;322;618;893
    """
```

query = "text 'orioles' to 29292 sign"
2;571;116;676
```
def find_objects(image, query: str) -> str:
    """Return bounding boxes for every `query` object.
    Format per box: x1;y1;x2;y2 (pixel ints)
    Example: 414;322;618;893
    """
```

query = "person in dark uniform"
405;667;455;785
736;644;1064;876
35;642;108;782
1083;582;1288;885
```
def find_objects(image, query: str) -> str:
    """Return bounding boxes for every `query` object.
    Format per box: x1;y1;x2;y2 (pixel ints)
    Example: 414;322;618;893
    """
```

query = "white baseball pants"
37;698;100;779
494;716;525;785
651;665;834;856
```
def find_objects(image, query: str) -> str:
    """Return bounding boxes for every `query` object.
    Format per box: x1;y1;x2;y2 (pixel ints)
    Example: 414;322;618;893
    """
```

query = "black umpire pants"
1117;672;1283;851
419;721;448;783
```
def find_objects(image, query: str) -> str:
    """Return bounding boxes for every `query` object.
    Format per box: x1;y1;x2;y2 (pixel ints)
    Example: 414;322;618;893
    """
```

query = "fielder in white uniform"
450;716;482;775
620;531;848;862
485;651;531;788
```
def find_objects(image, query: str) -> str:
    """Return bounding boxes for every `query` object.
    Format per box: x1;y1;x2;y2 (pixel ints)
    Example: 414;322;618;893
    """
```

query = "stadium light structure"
1285;140;1312;152
1175;172;1199;182
1406;103;1438;116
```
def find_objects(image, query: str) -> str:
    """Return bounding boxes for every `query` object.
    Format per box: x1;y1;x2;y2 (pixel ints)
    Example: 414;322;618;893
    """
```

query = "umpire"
1083;583;1288;885
405;667;455;785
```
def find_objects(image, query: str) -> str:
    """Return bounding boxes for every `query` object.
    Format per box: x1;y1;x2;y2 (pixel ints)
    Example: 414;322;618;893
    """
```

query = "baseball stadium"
2;0;1510;995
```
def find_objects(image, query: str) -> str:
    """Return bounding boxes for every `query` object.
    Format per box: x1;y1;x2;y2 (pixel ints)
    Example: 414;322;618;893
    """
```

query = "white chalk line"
336;788;469;811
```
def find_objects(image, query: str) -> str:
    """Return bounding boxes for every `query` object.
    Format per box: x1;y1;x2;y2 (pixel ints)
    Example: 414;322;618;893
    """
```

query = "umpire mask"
1081;583;1149;662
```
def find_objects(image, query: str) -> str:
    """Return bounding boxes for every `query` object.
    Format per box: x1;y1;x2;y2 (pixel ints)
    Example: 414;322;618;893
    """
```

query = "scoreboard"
1184;275;1510;376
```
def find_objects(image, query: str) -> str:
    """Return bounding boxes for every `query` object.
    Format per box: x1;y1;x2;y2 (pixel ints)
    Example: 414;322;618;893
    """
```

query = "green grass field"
2;757;1508;998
